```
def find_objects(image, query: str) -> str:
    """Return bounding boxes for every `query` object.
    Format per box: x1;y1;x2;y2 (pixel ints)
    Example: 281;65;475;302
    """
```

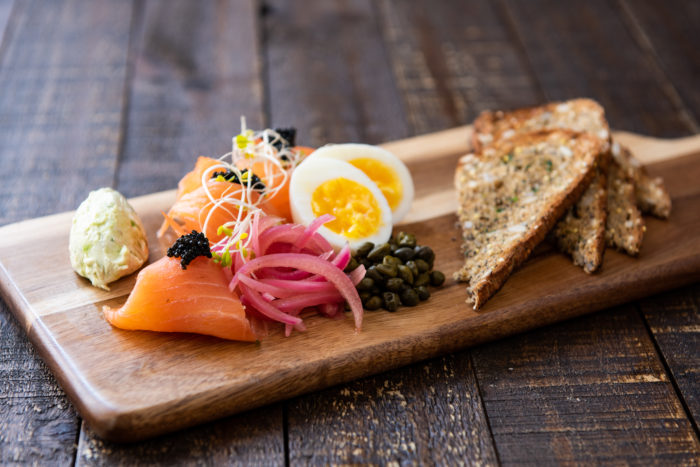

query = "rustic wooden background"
1;0;698;464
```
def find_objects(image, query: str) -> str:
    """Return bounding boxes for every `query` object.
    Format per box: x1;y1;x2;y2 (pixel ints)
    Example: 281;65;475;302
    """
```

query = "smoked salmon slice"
103;256;256;342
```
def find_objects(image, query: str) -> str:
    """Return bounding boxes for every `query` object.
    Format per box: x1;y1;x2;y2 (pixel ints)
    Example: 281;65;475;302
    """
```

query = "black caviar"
211;168;265;193
167;230;212;269
272;127;297;151
345;231;445;312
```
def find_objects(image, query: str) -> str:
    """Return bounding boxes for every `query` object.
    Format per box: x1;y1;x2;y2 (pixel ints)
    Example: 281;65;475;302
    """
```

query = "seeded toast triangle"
606;159;645;255
455;130;604;309
612;142;671;219
472;99;611;272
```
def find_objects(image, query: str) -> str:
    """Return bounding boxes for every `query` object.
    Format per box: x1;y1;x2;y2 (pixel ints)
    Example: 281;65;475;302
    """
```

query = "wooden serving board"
2;126;700;442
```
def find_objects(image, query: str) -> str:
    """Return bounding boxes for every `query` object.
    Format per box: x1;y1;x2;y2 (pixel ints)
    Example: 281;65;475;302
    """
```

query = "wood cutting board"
1;126;700;442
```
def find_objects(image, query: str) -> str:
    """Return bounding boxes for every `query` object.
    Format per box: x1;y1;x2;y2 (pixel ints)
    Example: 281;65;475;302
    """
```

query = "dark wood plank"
0;306;80;465
115;0;267;198
617;1;700;420
0;0;133;225
76;404;284;466
0;0;14;47
0;0;133;463
75;0;285;461
287;355;498;465
378;0;543;134
263;0;498;463
614;0;700;437
472;306;700;464
499;0;691;137
618;0;700;131
263;0;408;147
640;283;700;428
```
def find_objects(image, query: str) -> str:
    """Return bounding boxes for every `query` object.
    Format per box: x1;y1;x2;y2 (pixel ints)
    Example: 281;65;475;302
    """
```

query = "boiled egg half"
289;157;392;251
306;143;414;223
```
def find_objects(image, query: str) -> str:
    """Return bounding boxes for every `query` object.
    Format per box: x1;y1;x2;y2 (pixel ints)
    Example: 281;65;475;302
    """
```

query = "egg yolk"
311;178;382;239
348;158;402;210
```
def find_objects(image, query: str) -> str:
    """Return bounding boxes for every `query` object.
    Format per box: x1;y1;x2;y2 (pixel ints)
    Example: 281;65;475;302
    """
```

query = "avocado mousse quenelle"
69;188;149;290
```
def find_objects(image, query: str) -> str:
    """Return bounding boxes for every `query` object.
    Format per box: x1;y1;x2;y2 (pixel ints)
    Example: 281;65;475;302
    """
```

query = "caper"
366;265;384;284
390;242;399;253
382;292;399;312
386;277;404;293
375;263;398;278
355;242;374;258
405;260;419;277
383;255;402;266
364;295;383;310
370;286;382;295
344;257;359;272
415;246;435;266
415;272;430;287
359;258;372;269
394;247;415;262
414;259;430;273
397;231;416;248
430;270;446;287
399;288;420;306
359;291;372;302
415;286;431;301
397;264;414;284
356;277;375;291
367;243;391;262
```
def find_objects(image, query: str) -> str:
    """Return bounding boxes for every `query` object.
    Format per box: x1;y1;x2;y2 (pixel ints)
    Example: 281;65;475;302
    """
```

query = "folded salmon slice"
103;256;256;342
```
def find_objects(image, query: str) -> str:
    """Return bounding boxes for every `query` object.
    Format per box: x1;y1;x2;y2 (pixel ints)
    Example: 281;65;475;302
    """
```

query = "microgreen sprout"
195;117;304;268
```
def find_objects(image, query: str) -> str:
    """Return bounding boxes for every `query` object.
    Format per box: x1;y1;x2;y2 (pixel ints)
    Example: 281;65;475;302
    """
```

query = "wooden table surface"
1;0;698;464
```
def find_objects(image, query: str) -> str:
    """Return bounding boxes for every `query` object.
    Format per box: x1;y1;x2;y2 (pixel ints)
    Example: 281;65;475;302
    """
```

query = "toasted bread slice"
472;98;611;152
606;159;645;255
473;98;611;272
551;166;607;273
611;142;671;218
455;130;604;309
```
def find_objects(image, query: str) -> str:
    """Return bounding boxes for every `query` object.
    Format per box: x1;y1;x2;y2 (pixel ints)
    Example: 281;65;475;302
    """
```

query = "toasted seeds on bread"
606;159;645;255
472;98;611;153
455;130;604;309
552;166;607;273
611;142;672;218
472;98;611;272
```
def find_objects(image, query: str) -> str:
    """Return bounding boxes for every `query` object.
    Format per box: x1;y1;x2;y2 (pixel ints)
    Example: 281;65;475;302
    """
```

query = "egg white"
289;157;392;251
306;143;415;223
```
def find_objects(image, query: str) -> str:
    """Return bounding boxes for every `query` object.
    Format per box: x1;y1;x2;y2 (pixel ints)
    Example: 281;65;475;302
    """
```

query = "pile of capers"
344;232;445;312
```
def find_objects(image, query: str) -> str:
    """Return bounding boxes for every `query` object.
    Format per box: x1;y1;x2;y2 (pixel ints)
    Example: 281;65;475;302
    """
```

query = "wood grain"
115;0;266;198
619;0;700;131
472;306;700;464
75;403;284;466
378;0;541;134
263;0;408;147
499;0;690;137
0;0;134;462
0;130;699;442
639;283;700;428
287;355;498;465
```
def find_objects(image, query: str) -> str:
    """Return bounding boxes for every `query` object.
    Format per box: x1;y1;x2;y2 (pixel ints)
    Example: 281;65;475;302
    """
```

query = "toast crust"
552;164;608;273
606;159;645;255
455;130;604;309
472;99;611;153
612;142;672;219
